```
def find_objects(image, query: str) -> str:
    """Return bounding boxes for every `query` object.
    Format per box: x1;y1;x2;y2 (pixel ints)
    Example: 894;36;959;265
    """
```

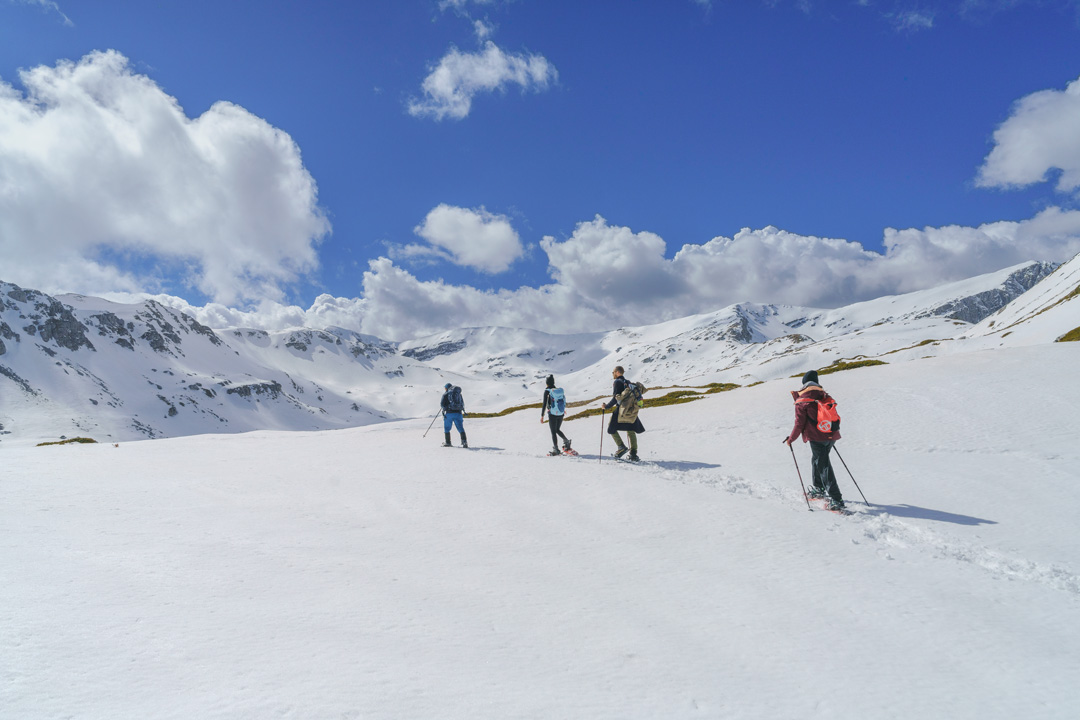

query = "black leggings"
810;440;842;501
548;414;569;448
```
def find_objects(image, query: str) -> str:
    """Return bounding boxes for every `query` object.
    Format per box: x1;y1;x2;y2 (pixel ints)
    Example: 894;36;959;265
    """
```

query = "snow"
3;343;1079;719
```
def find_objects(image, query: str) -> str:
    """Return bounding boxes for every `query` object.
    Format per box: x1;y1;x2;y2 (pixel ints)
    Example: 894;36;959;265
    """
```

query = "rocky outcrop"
919;262;1058;324
402;339;468;362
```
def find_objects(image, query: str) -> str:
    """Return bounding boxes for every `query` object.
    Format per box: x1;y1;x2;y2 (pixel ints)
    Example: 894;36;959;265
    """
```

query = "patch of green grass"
1057;325;1080;342
794;358;888;377
818;359;887;375
37;437;97;447
468;402;542;419
703;383;740;394
475;382;743;421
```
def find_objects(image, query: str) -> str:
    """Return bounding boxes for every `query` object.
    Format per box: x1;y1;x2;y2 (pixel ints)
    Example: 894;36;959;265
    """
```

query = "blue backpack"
447;386;465;413
548;388;566;416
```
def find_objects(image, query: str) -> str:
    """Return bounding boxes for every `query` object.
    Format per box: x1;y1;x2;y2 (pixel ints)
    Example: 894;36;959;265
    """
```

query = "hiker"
541;375;572;456
599;365;644;461
784;370;844;511
440;382;468;448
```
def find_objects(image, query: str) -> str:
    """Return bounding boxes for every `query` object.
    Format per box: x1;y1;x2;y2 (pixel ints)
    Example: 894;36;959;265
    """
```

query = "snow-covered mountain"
1;257;1074;445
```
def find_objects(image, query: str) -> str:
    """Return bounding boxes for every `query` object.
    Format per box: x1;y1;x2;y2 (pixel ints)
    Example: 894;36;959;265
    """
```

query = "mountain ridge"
1;258;1074;444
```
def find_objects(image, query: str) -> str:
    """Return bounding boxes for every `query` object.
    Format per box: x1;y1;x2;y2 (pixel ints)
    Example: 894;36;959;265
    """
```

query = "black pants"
548;414;568;448
810;440;842;501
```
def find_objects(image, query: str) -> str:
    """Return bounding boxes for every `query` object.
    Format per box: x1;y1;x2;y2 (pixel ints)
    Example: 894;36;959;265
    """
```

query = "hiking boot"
808;487;826;500
628;453;640;462
828;499;846;512
548;448;561;456
613;446;629;459
562;438;573;451
460;432;468;449
442;433;453;447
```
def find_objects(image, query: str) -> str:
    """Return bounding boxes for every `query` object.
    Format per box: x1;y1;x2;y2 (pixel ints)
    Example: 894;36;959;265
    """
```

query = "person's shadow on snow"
865;503;997;526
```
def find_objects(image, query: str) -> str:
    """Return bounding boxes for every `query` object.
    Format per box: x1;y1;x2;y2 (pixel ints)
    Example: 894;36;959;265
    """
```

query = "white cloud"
474;19;495;40
438;0;498;10
0;50;329;305
408;41;557;121
11;0;72;26
540;216;685;307
411;204;524;273
889;9;935;31
977;74;1080;195
169;208;1080;341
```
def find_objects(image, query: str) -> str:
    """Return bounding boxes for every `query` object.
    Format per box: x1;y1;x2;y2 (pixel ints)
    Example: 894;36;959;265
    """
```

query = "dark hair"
546;375;555;388
613;366;624;375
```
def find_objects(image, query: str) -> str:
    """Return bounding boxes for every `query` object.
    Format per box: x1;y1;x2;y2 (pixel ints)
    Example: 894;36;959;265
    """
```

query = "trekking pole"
422;409;441;438
833;446;870;506
599;409;605;464
788;442;813;511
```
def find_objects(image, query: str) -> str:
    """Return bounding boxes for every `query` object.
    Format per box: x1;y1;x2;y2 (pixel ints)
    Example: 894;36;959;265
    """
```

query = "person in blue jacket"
440;382;467;448
541;374;572;456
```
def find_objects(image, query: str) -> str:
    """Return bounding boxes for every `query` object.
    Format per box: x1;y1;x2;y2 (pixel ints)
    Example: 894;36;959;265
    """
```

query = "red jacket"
786;386;841;444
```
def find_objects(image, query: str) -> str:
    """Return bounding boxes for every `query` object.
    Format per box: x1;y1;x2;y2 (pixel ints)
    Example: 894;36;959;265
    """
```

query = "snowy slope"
961;249;1080;347
2;342;1078;719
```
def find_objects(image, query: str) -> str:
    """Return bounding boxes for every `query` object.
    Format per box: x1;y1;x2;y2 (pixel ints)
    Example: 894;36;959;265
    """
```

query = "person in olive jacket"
599;365;644;461
784;370;844;510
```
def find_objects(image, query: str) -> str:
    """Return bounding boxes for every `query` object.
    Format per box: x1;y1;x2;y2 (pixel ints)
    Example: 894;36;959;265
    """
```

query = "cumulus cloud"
164;208;1080;341
977;74;1080;195
541;216;685;306
0;51;329;304
408;204;524;273
408;41;557;120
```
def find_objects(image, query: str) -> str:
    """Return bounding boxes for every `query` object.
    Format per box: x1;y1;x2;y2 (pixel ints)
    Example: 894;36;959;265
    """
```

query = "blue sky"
2;0;1079;339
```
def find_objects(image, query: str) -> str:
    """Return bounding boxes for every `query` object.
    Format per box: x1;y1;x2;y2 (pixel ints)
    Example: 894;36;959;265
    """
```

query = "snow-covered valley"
2;253;1079;718
2;341;1079;718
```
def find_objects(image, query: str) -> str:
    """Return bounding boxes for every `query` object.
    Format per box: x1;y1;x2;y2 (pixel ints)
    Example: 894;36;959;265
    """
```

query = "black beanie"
546;375;556;388
802;370;819;385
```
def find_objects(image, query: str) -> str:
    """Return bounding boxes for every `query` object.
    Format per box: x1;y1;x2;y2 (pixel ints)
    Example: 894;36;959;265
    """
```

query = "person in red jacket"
784;370;845;511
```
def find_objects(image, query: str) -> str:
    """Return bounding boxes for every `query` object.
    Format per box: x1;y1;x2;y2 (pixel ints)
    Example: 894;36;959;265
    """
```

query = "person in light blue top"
541;375;572;456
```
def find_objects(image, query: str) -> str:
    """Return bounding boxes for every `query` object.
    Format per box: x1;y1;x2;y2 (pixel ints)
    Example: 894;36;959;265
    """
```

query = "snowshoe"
827;499;851;515
627;453;640;462
807;487;826;500
548;448;561;456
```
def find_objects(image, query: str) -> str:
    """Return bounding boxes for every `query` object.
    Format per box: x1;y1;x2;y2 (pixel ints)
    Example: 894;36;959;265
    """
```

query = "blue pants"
443;412;464;434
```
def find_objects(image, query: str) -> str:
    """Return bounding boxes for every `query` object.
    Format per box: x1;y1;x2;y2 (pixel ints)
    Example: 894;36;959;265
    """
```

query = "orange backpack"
798;395;840;433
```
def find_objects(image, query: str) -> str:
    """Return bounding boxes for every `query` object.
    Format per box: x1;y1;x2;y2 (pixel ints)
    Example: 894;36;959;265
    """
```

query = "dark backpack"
447;386;465;413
